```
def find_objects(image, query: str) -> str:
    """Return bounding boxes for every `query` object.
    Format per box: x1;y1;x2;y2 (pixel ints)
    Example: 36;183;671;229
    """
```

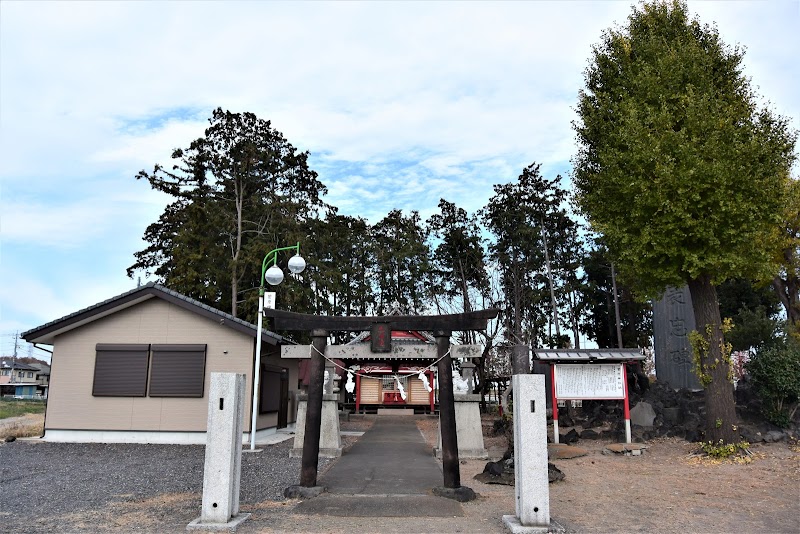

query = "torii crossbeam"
267;308;498;498
266;308;498;332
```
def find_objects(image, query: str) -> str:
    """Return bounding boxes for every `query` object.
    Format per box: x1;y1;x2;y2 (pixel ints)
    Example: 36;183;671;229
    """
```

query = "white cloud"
0;265;136;333
0;0;797;336
2;201;112;248
91;117;208;170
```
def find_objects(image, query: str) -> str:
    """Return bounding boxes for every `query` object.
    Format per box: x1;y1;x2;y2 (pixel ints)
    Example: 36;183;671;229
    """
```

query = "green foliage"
580;241;653;348
0;399;46;420
573;0;797;299
717;278;781;352
481;162;580;346
717;278;781;321
572;0;796;445
128;108;328;319
492;414;513;436
689;318;734;387
726;307;781;353
771;177;800;328
427;199;489;310
699;439;750;459
305;214;375;340
746;339;800;427
371;209;431;315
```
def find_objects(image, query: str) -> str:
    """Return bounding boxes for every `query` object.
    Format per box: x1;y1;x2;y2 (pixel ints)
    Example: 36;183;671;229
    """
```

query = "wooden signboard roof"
534;348;645;362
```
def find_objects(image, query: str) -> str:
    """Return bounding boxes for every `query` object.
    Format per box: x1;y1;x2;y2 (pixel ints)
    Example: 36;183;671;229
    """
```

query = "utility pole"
611;264;623;349
11;331;19;383
541;221;560;346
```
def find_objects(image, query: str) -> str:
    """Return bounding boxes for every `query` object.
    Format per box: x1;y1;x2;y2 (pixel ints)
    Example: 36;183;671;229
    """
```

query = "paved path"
294;416;464;518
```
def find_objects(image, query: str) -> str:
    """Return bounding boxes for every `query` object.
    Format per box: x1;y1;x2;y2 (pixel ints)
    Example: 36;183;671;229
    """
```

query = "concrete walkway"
293;416;464;518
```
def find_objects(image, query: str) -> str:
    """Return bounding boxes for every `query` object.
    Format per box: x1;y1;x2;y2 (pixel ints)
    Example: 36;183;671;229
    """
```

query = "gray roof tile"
533;348;645;361
21;282;285;345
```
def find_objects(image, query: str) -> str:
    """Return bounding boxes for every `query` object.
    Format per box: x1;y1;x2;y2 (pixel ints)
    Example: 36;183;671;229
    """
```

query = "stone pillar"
290;393;342;458
502;374;550;533
653;286;700;390
435;393;488;459
324;360;336;395
188;373;250;531
461;361;476;392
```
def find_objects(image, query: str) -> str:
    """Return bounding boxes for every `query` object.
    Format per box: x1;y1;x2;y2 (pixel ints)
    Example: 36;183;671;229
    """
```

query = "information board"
554;363;625;400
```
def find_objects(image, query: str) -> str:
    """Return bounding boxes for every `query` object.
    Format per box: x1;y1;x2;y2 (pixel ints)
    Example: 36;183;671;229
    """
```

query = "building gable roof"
21;282;285;346
347;328;435;345
0;358;40;371
345;306;435;345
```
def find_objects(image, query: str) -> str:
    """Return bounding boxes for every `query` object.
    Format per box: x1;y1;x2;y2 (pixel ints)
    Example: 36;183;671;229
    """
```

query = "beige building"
22;283;297;444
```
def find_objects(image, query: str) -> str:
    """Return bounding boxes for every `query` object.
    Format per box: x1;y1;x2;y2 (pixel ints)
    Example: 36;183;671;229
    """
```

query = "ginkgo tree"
573;0;797;444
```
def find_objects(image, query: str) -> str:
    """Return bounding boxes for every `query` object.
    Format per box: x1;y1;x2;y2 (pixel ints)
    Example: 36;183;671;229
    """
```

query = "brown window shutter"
149;344;206;397
259;366;284;413
92;344;150;397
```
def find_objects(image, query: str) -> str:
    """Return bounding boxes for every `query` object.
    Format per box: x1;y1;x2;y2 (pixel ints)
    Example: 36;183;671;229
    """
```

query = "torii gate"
265;308;498;495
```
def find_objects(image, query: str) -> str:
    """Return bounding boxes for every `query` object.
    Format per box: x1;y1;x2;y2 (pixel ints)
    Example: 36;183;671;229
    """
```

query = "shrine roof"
347;328;434;345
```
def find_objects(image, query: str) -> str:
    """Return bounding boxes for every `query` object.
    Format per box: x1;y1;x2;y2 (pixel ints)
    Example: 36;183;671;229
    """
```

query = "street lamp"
250;243;306;450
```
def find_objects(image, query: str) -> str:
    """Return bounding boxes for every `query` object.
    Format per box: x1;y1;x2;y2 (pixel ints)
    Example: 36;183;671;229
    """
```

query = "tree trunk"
230;172;244;318
605;292;614;347
512;250;522;342
231;264;238;318
541;223;560;342
611;263;623;348
568;289;580;349
687;275;738;444
772;275;800;327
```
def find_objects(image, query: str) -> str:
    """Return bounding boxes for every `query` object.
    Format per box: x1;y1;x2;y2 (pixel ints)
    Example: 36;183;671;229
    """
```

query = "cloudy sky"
1;1;798;359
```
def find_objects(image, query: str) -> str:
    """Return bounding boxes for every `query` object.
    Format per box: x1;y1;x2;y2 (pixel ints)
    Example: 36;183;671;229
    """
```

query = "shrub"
492;414;512;436
699;439;750;459
745;339;800;427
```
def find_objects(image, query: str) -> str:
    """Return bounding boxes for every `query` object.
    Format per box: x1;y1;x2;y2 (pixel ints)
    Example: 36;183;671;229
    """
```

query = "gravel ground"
2;417;797;534
0;438;338;533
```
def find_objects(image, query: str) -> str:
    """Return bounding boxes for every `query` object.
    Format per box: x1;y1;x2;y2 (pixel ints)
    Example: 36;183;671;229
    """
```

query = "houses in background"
0;358;49;399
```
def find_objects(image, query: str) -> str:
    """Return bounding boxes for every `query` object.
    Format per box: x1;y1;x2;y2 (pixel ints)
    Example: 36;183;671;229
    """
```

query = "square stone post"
290;392;342;458
435;393;488;459
503;374;550;533
188;373;250;531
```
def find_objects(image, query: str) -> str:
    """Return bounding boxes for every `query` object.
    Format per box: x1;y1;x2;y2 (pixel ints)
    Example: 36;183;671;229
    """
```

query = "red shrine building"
345;328;437;413
283;308;484;414
291;326;440;414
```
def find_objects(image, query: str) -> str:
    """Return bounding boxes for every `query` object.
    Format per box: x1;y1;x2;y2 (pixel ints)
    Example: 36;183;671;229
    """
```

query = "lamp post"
250;243;306;451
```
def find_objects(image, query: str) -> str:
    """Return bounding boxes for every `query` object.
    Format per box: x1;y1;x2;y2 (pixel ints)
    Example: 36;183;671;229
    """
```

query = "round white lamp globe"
287;254;306;274
265;265;284;285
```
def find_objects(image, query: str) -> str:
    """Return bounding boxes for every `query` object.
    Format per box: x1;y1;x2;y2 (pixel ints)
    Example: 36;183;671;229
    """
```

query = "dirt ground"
415;415;800;534
5;415;799;533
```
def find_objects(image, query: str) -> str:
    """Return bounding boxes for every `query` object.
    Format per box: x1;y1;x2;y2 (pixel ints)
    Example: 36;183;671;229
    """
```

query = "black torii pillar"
435;330;460;488
300;329;327;487
268;308;498;499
